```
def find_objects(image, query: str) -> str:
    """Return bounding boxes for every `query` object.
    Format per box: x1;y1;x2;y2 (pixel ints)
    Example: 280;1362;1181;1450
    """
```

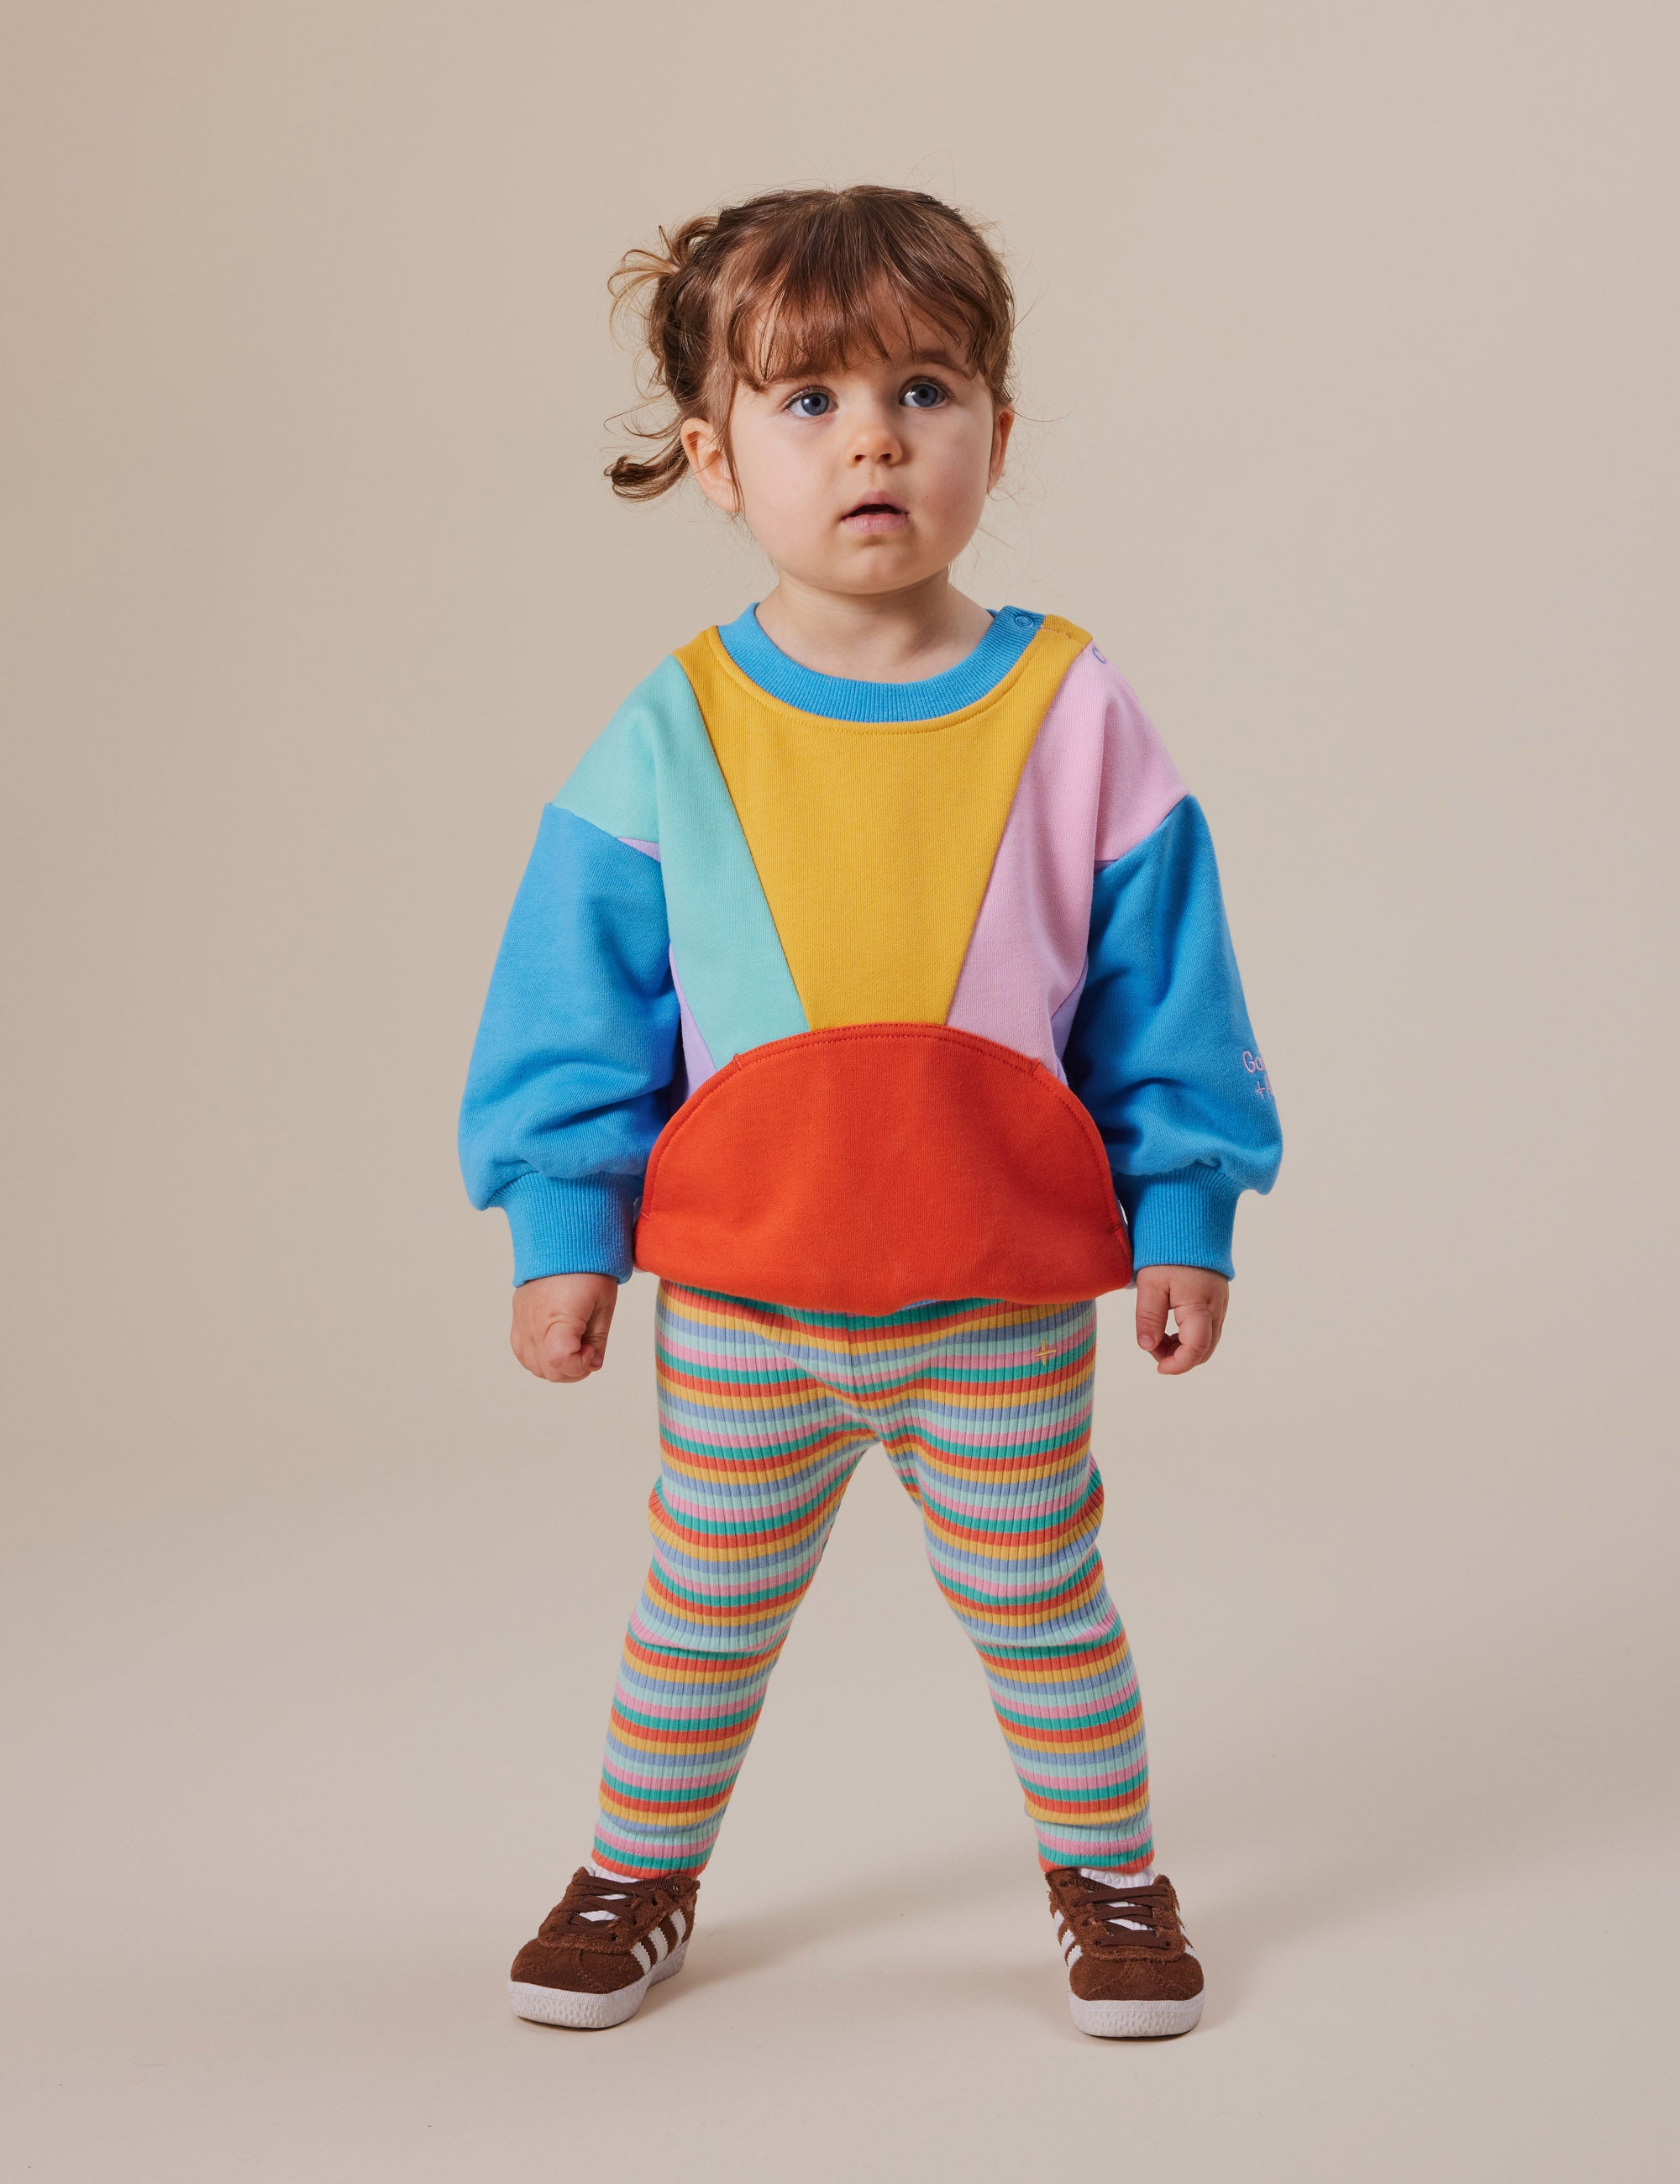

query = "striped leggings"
591;1279;1152;1878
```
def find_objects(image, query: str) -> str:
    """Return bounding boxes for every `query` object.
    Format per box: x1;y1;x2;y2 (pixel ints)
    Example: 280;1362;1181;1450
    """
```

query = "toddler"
459;183;1282;2037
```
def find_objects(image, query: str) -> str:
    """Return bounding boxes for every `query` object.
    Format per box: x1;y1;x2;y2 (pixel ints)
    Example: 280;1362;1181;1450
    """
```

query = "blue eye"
902;380;948;409
788;389;834;417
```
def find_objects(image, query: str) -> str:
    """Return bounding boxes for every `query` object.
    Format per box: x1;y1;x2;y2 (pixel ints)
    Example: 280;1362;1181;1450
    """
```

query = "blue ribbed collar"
715;602;1044;722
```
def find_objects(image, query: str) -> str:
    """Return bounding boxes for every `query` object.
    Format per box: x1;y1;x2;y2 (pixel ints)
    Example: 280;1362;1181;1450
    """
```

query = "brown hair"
604;184;1016;501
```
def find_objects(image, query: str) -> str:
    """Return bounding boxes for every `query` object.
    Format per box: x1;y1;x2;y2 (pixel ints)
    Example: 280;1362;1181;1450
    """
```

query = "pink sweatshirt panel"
1088;650;1189;864
945;645;1186;1077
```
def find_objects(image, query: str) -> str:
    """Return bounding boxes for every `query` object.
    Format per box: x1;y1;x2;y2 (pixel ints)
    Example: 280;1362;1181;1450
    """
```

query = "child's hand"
510;1273;619;1382
1135;1265;1230;1376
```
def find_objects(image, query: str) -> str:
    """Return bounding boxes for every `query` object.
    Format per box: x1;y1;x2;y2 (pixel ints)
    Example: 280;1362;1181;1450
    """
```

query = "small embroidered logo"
1039;1336;1055;1368
1242;1049;1273;1100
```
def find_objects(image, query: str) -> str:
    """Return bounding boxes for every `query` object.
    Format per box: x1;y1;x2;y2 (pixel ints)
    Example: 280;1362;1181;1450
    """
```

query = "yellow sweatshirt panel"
675;617;1091;1030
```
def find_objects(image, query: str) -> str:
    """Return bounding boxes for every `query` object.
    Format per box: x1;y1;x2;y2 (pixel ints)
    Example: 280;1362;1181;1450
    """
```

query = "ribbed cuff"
1115;1166;1242;1279
493;1172;639;1286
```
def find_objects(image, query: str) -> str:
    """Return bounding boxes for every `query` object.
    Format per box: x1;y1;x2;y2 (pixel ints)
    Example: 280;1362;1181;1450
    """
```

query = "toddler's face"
681;318;1012;598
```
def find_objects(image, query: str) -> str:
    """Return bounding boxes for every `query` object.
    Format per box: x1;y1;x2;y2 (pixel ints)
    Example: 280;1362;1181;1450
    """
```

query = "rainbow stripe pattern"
591;1278;1152;1879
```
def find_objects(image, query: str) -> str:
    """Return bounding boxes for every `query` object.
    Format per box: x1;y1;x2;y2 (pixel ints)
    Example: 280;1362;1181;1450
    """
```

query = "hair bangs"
727;252;985;393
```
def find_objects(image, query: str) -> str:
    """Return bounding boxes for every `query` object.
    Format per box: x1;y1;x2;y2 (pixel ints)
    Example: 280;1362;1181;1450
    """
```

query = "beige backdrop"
4;3;1676;2178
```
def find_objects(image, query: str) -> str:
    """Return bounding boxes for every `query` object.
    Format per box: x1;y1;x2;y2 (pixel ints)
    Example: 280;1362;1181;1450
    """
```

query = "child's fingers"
510;1319;592;1382
509;1276;616;1383
1154;1299;1216;1375
1135;1266;1230;1375
539;1322;595;1380
1135;1273;1172;1356
583;1299;614;1365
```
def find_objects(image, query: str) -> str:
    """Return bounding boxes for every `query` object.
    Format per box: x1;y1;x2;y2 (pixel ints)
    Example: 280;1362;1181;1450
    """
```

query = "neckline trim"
714;602;1045;722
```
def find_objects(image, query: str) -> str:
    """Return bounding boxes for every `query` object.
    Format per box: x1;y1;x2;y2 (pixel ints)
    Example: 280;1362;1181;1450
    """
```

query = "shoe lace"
541;1869;670;1940
1076;1877;1175;1951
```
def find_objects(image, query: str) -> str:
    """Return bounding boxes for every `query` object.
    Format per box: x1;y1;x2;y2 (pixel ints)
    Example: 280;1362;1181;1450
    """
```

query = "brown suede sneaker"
509;1866;700;2029
1045;1869;1205;2037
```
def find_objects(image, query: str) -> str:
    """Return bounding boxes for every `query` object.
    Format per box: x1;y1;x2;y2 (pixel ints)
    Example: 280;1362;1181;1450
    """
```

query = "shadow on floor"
678;1845;1023;1988
668;1577;1672;2033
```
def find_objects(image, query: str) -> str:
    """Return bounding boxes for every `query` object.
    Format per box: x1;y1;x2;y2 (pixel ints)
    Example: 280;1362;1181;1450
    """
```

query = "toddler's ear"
680;416;739;512
989;404;1016;489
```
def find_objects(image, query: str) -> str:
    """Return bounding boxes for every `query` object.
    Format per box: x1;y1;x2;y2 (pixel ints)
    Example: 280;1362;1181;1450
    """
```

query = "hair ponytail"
604;213;729;500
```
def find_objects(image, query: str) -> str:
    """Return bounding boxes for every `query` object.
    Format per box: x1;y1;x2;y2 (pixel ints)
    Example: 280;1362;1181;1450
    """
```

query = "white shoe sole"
510;1935;690;2029
1069;1988;1205;2038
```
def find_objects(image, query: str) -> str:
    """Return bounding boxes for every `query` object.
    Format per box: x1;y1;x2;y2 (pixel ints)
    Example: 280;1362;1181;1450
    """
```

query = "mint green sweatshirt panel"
555;654;808;1066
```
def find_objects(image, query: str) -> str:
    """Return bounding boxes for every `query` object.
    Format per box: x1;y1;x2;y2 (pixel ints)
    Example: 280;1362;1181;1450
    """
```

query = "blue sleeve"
1062;795;1282;1278
458;803;680;1284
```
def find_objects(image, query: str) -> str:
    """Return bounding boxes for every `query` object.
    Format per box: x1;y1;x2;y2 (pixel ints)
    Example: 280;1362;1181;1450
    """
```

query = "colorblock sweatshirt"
459;604;1282;1314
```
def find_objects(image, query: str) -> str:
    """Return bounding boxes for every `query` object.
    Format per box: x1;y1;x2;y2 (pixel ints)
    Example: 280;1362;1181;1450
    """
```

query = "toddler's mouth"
840;496;909;533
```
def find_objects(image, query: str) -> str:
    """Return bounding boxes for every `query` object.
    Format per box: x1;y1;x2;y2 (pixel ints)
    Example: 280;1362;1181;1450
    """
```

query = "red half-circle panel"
633;1023;1132;1313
